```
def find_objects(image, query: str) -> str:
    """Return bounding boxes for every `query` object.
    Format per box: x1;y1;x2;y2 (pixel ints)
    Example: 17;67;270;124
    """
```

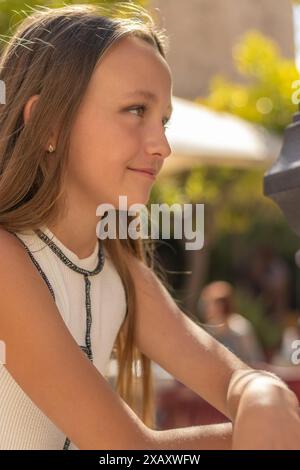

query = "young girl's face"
66;34;173;211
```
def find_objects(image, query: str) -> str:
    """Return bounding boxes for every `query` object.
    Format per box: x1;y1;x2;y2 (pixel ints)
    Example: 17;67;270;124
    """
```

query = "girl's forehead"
91;50;172;100
94;34;171;79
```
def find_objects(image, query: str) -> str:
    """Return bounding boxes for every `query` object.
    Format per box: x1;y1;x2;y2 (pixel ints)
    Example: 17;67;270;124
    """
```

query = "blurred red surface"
155;374;300;429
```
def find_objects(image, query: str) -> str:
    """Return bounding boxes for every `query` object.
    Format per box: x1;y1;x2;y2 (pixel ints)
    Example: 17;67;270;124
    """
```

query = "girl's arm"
0;229;234;450
126;252;300;447
126;251;253;418
0;230;156;450
228;369;300;449
1;229;232;450
148;422;232;450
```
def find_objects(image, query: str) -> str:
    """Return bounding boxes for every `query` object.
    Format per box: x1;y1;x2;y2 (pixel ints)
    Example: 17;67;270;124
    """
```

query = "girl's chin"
123;197;150;209
112;192;151;209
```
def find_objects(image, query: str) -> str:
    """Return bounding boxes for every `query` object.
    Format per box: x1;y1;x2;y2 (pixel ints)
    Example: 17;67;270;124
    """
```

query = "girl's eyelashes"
127;104;146;115
126;104;171;130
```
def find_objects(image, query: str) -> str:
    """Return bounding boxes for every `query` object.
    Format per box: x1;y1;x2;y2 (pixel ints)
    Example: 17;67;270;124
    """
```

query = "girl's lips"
127;168;156;180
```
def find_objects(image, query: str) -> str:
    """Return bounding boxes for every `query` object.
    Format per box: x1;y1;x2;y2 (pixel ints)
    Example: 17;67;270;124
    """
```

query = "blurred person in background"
198;281;265;365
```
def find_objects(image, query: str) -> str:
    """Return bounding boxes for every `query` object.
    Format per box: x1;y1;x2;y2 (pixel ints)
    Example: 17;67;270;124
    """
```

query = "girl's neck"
44;222;99;260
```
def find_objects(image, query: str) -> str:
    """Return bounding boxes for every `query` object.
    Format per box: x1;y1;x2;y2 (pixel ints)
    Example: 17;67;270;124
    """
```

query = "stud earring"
47;144;55;153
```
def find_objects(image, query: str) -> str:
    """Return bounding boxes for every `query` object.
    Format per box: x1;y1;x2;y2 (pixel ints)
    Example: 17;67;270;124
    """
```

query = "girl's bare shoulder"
0;227;155;449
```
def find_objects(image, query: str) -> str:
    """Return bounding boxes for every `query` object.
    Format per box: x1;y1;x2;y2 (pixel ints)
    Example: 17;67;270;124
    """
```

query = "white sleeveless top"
0;225;127;450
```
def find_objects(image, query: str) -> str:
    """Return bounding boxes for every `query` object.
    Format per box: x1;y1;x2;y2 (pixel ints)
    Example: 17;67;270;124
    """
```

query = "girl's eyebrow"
123;90;173;115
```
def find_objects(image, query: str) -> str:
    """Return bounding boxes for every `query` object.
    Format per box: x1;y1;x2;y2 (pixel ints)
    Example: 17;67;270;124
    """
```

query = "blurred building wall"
149;0;295;99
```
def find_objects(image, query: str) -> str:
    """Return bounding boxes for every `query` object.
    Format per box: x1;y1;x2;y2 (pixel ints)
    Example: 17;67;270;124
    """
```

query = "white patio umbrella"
160;96;282;176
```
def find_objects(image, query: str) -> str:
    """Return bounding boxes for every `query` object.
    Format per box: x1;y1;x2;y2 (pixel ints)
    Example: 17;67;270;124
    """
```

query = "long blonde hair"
0;2;171;429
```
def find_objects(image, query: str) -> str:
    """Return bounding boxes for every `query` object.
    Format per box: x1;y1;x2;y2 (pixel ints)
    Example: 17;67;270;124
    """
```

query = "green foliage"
199;31;299;133
153;166;275;236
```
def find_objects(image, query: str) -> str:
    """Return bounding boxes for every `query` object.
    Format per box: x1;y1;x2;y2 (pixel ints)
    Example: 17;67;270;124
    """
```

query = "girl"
0;2;299;450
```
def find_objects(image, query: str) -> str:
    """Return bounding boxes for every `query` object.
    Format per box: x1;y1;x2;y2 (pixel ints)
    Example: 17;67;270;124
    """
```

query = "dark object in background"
264;106;300;266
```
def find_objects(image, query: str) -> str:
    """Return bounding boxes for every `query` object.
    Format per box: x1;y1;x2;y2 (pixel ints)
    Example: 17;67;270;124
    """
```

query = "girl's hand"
232;381;300;449
233;403;300;449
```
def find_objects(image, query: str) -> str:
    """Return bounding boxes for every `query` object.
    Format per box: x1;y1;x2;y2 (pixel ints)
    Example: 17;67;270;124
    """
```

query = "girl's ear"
23;94;40;125
23;94;58;151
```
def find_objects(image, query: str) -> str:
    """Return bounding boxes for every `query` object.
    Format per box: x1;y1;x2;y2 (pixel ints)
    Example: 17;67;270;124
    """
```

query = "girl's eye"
128;105;170;131
128;105;145;116
127;105;146;118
